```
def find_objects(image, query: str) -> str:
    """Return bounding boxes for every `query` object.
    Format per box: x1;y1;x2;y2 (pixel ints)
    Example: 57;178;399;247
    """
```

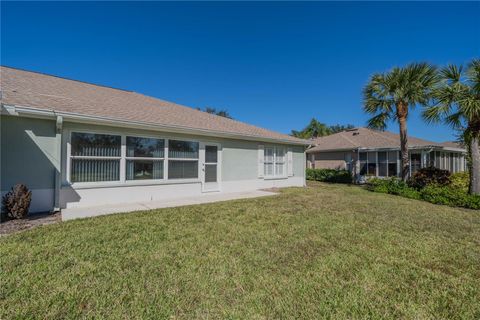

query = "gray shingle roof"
307;127;464;152
0;66;308;145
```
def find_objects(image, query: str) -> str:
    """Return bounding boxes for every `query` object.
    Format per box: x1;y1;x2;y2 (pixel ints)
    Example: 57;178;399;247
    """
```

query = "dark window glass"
126;137;164;158
359;152;367;161
378;163;388;176
388;163;398;177
388;151;398;162
126;160;163;180
431;152;436;167
168;161;198;179
169;140;199;159
367;163;377;175
378;152;387;163
360;162;367;175
71;133;121;157
411;153;422;174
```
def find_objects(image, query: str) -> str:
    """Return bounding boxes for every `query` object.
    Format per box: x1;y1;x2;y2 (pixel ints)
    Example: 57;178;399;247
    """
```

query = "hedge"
367;177;480;210
306;168;352;184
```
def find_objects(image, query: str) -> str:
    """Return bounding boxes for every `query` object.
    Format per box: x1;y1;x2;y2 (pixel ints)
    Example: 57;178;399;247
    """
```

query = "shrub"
306;168;352;184
450;172;469;193
2;184;32;219
420;185;480;210
407;167;451;190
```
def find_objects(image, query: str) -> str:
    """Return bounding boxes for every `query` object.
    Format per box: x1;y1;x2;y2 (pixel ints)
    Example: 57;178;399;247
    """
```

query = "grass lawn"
1;182;479;319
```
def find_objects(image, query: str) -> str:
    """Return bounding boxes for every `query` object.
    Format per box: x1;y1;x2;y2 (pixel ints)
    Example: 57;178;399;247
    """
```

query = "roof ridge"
1;65;134;93
339;130;358;147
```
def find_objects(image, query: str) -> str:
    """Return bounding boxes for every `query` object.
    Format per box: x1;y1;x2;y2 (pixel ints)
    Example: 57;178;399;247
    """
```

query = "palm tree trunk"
470;134;480;195
397;103;409;181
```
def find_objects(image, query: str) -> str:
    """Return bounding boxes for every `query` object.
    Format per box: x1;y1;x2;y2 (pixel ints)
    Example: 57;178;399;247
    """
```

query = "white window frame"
125;135;166;181
68;131;122;184
66;129;202;188
264;146;287;179
167;139;200;181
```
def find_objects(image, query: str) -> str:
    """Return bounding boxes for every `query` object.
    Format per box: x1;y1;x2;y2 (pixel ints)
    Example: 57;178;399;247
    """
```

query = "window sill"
263;176;289;181
63;179;201;190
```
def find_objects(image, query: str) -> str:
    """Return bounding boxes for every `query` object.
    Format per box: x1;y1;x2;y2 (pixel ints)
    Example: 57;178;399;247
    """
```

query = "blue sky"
2;2;479;142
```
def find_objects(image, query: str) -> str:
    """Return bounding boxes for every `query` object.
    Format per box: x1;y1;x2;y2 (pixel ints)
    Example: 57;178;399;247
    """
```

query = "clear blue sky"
2;2;479;142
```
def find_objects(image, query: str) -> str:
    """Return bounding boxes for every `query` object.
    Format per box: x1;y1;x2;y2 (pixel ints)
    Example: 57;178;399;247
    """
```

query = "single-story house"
1;66;308;216
306;127;467;178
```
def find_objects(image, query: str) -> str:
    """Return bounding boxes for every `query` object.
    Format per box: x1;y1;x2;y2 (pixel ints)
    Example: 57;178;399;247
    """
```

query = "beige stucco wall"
309;151;354;170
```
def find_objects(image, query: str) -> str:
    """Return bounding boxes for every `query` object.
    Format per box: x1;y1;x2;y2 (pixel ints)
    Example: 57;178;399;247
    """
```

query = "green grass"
1;182;479;319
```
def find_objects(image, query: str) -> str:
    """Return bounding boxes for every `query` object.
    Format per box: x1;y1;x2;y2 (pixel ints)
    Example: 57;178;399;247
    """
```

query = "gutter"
2;104;310;146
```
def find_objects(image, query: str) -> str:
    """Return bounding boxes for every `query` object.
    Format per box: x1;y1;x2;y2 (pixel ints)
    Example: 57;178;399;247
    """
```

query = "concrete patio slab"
62;190;278;221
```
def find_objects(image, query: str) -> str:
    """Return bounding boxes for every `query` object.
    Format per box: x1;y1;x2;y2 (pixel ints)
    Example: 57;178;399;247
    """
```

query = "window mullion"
164;139;169;181
120;135;126;183
273;147;277;177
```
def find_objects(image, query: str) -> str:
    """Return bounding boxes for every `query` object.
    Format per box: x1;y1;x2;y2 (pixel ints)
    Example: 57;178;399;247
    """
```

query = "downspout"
355;147;361;183
53;115;63;212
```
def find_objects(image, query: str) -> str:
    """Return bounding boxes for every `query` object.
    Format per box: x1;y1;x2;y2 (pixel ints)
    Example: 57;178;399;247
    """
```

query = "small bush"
408;167;451;190
2;184;32;219
306;169;352;184
450;172;469;193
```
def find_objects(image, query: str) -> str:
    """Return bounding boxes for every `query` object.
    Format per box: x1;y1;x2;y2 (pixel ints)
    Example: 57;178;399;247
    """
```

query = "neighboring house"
0;66;308;216
306;127;467;178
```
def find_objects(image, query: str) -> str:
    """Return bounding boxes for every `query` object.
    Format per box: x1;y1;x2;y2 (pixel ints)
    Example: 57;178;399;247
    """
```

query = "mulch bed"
0;212;61;236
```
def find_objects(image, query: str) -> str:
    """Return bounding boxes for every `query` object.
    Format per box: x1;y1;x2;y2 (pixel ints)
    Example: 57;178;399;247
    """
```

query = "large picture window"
70;132;121;182
168;140;199;179
126;136;164;180
69;133;203;184
264;146;286;178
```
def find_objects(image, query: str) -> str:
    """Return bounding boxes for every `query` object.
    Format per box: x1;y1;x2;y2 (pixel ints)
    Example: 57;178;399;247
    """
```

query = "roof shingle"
0;66;308;145
307;127;464;152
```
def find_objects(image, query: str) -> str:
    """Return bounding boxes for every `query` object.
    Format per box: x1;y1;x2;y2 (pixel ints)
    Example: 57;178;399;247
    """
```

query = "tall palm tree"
363;63;438;181
423;59;480;194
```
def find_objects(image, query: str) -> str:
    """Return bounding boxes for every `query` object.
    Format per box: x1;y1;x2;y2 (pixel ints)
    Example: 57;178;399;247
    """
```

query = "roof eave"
307;145;467;153
2;104;310;146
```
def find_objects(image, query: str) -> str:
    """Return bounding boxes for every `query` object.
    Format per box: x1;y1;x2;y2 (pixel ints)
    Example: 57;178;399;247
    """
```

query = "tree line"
290;119;355;139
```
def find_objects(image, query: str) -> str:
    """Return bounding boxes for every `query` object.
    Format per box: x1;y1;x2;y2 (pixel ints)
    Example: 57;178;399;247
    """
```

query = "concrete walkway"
62;190;278;221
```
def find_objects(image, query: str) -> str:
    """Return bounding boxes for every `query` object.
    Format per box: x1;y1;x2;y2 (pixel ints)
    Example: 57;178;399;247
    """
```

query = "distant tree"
291;118;331;139
423;59;480;194
290;118;354;139
363;62;438;181
329;124;355;134
197;107;233;119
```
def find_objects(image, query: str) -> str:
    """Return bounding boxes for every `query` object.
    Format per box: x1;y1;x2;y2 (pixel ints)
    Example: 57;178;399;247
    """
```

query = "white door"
201;143;221;192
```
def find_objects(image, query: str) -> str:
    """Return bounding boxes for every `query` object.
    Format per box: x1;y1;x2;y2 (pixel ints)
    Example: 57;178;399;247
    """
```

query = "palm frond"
466;58;480;95
366;112;390;131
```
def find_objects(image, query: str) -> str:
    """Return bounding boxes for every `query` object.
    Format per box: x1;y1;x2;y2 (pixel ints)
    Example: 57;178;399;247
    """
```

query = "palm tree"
290;118;332;139
363;63;438;181
423;59;480;194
